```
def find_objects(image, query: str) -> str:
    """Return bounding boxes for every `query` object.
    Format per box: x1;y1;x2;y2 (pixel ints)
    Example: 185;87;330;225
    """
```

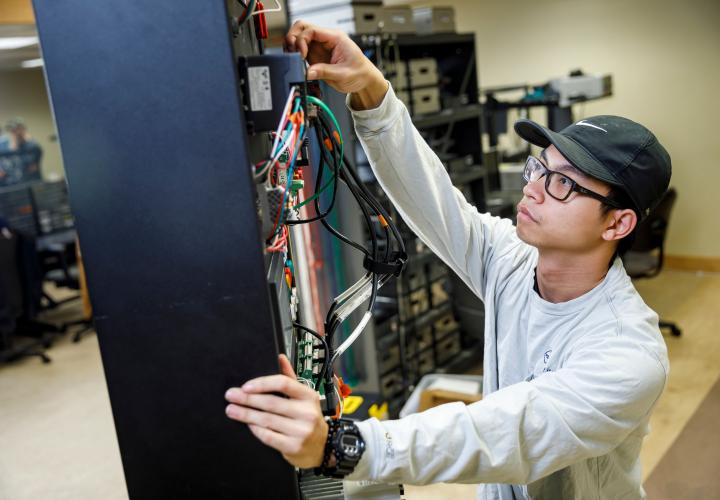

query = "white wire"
257;123;298;181
333;274;371;307
331;311;372;364
255;89;299;180
271;86;298;155
298;377;315;390
252;0;282;15
332;274;391;324
334;384;344;419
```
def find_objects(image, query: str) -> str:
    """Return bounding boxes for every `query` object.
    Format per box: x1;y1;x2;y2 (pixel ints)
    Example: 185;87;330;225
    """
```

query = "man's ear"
602;208;637;242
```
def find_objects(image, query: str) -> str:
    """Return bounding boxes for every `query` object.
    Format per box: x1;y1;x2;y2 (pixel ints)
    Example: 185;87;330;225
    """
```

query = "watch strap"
314;418;364;479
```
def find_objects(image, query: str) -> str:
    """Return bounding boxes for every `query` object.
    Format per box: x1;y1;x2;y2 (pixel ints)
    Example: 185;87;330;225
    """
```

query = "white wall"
387;0;720;258
0;67;64;180
3;0;718;257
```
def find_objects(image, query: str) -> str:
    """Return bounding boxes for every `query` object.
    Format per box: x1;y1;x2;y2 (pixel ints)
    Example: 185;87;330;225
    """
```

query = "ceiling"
0;24;41;71
0;1;301;72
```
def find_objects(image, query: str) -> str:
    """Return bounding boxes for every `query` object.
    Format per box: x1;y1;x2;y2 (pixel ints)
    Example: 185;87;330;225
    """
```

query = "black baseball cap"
514;115;671;219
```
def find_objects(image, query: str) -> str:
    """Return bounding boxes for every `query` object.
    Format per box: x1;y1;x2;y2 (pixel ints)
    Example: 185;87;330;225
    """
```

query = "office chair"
622;187;681;336
40;240;81;309
0;228;52;364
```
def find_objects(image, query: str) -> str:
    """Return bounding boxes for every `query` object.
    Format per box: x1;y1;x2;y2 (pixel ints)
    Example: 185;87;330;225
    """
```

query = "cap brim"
514;119;623;188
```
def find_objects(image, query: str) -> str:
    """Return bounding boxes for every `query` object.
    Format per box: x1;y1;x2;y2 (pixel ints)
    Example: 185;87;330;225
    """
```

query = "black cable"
340;154;406;254
337;175;391;259
284;128;339;225
316;113;380;313
315;112;378;263
307;106;403;353
293;322;329;385
312;110;392;342
308;120;370;256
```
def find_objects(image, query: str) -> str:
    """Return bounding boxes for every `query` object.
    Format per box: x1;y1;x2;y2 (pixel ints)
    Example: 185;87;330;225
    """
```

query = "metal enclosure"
32;1;299;498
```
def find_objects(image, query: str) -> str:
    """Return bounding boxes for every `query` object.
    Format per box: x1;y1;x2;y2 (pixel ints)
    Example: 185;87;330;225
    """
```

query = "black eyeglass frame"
523;156;623;208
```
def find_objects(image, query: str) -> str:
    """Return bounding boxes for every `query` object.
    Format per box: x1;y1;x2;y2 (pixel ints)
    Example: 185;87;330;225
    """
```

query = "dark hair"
600;186;638;259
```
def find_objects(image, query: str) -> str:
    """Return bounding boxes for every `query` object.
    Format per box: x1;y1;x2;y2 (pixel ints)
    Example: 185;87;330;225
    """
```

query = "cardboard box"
413;7;456;34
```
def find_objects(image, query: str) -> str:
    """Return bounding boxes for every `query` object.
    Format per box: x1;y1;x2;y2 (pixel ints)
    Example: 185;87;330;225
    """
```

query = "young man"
225;22;671;499
0;118;43;185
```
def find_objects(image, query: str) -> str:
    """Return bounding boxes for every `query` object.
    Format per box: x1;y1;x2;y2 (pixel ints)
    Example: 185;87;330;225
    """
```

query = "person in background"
0;118;43;186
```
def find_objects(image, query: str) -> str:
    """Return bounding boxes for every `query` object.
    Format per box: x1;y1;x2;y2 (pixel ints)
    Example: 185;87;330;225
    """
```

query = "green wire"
294;96;344;209
307;96;343;158
295;176;335;209
239;0;256;24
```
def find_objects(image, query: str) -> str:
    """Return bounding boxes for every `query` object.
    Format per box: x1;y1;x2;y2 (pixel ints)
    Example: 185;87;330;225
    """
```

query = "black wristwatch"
315;418;365;478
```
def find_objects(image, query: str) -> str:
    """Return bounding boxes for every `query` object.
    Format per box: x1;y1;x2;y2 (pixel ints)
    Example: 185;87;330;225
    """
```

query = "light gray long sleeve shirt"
345;84;668;500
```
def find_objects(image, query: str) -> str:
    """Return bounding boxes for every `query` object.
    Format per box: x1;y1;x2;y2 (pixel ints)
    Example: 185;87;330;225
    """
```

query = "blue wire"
274;122;305;234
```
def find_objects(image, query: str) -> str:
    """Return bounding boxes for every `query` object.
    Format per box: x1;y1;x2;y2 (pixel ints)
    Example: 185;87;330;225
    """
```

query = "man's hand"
284;20;388;110
225;354;328;469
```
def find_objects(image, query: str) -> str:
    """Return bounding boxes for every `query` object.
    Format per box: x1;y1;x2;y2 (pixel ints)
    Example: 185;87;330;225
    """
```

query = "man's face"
516;145;612;254
9;125;26;139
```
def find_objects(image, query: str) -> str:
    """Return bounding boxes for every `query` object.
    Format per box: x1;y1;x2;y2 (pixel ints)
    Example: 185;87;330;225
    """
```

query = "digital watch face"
341;434;361;457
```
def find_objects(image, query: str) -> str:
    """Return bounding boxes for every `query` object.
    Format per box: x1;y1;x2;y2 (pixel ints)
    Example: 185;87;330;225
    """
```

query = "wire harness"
254;84;406;416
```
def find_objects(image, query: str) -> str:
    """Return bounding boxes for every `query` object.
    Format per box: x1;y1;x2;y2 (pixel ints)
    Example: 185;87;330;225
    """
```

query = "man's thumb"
278;354;297;378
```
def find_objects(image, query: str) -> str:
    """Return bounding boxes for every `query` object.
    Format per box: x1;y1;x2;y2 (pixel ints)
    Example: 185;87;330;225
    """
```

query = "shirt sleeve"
347;338;667;485
347;84;522;301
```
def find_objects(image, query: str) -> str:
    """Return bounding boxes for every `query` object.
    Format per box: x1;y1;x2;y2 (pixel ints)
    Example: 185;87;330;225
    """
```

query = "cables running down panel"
239;55;407;417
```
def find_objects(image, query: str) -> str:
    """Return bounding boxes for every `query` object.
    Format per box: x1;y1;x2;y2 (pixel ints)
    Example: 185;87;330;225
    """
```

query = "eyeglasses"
523;156;622;208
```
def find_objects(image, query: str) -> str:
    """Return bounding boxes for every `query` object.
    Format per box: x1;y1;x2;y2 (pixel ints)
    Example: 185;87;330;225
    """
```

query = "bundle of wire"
237;0;282;23
256;86;406;412
254;86;307;249
289;95;406;405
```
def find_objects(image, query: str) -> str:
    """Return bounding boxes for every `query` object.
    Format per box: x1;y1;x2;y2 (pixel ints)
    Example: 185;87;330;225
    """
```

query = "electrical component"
237;53;306;133
549;72;612;107
255;79;407;418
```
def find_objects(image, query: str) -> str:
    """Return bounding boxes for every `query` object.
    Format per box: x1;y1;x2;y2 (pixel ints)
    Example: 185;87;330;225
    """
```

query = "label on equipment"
248;66;272;111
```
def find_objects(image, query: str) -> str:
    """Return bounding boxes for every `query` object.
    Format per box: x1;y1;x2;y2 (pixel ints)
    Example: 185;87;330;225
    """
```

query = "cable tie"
362;251;407;277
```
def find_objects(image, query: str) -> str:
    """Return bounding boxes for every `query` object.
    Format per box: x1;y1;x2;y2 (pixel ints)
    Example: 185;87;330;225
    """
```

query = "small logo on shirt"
576;120;607;133
543;349;552;364
542;349;553;373
384;431;395;458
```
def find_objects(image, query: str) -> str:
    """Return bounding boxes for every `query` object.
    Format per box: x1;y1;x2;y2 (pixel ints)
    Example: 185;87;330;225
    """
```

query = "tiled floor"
1;271;719;499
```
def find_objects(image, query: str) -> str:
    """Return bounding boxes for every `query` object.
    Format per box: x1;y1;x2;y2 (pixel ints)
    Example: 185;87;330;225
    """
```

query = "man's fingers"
278;354;297;379
225;391;314;419
286;21;343;62
225;404;307;435
230;374;317;400
287;20;307;40
247;424;300;456
300;25;342;45
307;63;342;82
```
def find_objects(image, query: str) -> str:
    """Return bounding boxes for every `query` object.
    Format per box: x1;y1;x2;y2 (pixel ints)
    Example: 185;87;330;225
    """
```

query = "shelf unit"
319;32;509;416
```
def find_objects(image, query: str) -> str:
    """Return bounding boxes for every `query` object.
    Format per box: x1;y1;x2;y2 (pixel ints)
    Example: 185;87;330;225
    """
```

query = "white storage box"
288;0;381;16
382;6;415;34
289;4;383;34
386;62;408;90
413;7;456;34
499;162;526;191
411;87;441;115
408;58;439;87
400;374;483;417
